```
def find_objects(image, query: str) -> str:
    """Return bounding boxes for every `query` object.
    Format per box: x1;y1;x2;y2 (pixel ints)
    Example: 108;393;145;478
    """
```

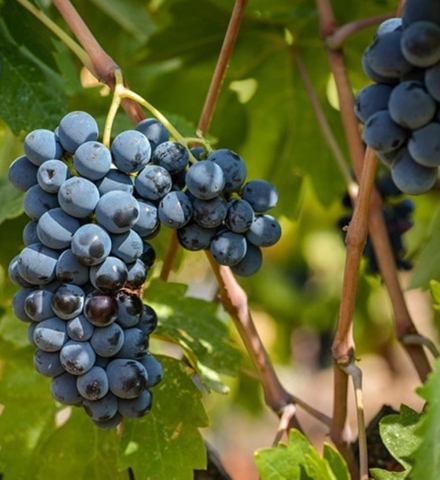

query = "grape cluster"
338;174;414;274
8;111;164;429
357;0;440;195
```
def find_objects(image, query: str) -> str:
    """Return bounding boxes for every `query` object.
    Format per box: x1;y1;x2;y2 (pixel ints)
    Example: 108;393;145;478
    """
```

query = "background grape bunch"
357;0;440;195
338;174;414;274
7;109;281;428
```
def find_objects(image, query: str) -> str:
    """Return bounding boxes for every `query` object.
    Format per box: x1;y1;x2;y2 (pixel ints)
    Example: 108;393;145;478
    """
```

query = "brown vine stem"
326;12;394;50
48;0;332;429
52;0;145;125
160;0;249;281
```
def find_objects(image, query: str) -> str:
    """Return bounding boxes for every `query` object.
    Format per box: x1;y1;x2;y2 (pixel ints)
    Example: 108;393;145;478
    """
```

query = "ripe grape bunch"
8;106;281;428
338;174;414;274
357;0;440;195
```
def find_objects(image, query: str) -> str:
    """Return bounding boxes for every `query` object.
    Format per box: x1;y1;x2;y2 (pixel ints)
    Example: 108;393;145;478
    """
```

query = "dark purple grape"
84;292;118;327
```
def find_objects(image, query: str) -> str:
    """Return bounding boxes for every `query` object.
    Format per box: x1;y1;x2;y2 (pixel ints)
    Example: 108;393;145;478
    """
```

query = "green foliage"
147;279;241;393
0;176;24;224
255;429;350;480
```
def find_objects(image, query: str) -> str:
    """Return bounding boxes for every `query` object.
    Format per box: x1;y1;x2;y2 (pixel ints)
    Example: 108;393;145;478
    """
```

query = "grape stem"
326;12;394;50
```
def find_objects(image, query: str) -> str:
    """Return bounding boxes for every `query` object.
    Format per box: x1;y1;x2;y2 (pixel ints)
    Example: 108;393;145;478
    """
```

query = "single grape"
140;242;156;268
388;81;436;129
135;118;169;150
118;389;152;418
58;111;99;153
401;21;440;67
362;111;407;153
111;130;151;173
408;123;440;167
37;208;81;250
71;224;112;266
24;289;54;322
18;243;59;285
107;359;148;399
177;221;216;251
193;196;227;228
116;328;149;359
95;191;140;234
23;221;39;246
90;323;124;357
141;354;163;388
362;54;398;84
95;169;134;196
210;231;247;266
52;284;85;320
151;141;189;175
24;185;59;221
76;366;109;400
90;256;128;293
138;304;158;335
354;84;394;123
67;315;94;342
8;155;38;191
50;372;83;405
110;230;143;263
37;160;70;193
34;349;64;377
424;62;440;101
364;30;412;78
133;200;159;238
58;177;100;218
8;255;33;288
225;199;254;233
84;292;118;327
59;340;96;375
24;129;63;166
135;165;172;201
191;146;206;160
208;149;247;193
56;249;90;285
241;180;278;213
246;215;282;247
158;191;193;228
126;259;147;289
92;412;122;429
83;392;118;422
391;149;438;195
73;141;112;180
116;292;143;328
231;243;263;277
185;161;225;199
12;288;35;322
33;317;68;352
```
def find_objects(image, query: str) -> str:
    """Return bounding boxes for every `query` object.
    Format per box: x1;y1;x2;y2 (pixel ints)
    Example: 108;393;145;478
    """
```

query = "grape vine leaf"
35;408;127;480
0;22;67;133
0;341;58;480
0;177;24;225
146;279;241;393
119;356;208;480
255;429;350;480
370;405;423;480
411;357;440;479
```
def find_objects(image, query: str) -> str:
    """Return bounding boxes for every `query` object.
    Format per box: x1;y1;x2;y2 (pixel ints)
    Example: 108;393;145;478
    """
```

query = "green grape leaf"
0;177;24;225
412;357;440;479
0;23;67;133
370;405;423;480
35;409;127;480
0;341;58;480
119;356;208;480
255;429;349;480
147;279;241;393
430;280;440;310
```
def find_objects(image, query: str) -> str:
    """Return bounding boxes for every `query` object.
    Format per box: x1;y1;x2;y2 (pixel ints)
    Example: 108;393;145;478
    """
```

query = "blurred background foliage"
0;0;439;478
